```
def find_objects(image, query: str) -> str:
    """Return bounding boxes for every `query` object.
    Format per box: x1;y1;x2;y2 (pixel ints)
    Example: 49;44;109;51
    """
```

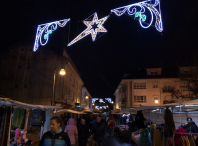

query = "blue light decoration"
92;98;99;103
105;98;112;103
111;0;163;32
67;13;109;46
33;19;70;52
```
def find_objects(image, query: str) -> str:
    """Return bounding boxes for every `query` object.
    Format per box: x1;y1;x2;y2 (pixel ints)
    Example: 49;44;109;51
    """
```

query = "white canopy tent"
0;97;62;110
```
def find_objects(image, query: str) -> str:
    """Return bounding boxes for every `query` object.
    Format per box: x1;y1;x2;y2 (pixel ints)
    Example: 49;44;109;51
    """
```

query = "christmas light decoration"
105;98;112;103
122;114;130;117
111;0;163;32
99;99;105;103
33;19;70;52
68;13;109;46
92;98;99;103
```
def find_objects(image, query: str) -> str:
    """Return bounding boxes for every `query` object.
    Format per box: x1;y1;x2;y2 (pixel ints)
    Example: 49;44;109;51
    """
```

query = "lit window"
134;96;146;103
134;82;146;89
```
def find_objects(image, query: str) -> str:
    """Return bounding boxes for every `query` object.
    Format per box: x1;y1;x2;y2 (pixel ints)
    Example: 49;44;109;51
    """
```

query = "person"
78;118;89;146
109;118;116;138
39;116;71;146
64;118;78;146
91;115;106;146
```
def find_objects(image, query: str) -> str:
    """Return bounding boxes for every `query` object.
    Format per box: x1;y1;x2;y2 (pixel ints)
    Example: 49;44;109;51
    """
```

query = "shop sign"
67;100;72;105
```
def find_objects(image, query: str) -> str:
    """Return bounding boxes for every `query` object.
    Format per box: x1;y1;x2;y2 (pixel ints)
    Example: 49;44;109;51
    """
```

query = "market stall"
0;97;62;146
127;99;198;146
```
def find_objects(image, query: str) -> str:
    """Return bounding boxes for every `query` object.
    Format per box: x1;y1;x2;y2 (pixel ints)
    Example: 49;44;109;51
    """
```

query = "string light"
111;0;163;32
68;12;109;46
33;19;70;52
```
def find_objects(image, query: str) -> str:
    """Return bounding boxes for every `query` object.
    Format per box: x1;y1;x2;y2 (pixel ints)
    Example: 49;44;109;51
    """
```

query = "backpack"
110;121;115;127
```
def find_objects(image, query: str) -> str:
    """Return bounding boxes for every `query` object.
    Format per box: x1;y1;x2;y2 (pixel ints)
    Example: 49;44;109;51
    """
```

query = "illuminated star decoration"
33;19;70;52
111;0;163;32
68;13;109;46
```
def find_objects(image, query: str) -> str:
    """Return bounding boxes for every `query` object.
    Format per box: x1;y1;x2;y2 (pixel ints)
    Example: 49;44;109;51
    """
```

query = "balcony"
162;87;174;93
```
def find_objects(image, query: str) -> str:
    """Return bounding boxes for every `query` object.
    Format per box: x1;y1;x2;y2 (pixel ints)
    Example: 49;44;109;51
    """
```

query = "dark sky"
0;0;198;98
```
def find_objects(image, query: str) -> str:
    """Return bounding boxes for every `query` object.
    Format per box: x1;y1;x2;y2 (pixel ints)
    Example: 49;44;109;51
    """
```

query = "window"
151;72;157;75
67;70;69;78
18;66;21;69
24;84;28;88
153;82;158;88
134;82;146;89
134;96;146;103
15;84;18;88
27;65;30;69
72;77;75;86
70;73;72;81
64;86;67;95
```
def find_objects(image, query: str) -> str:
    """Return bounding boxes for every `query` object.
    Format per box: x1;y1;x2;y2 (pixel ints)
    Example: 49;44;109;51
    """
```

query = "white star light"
68;13;109;46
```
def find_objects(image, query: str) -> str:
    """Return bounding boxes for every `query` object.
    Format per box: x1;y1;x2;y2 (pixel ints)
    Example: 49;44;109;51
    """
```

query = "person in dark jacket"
183;117;198;133
91;115;105;146
39;116;71;146
135;110;146;129
78;118;89;146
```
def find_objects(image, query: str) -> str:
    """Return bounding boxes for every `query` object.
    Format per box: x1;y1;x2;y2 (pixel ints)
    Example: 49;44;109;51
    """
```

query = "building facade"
114;67;195;109
0;40;84;107
81;87;92;111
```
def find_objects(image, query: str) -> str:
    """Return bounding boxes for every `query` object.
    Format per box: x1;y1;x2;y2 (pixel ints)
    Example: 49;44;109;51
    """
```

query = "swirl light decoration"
68;13;109;47
111;0;163;32
33;19;70;52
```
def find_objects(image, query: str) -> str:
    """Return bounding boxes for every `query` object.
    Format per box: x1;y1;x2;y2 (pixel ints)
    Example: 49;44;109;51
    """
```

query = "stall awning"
55;109;86;114
0;97;62;110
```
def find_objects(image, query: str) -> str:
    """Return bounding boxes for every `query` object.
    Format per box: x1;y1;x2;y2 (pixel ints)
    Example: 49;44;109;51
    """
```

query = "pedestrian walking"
91;115;105;146
39;116;71;146
64;118;78;146
109;118;116;138
77;118;89;146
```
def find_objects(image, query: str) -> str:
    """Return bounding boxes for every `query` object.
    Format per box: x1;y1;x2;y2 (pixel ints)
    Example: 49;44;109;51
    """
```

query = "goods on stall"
30;110;45;126
154;129;163;146
140;128;149;144
12;108;26;129
164;107;175;146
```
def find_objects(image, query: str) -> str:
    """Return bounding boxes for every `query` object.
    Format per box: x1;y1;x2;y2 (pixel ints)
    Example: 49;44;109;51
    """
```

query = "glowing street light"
59;69;66;75
155;100;159;104
86;96;89;99
111;101;114;104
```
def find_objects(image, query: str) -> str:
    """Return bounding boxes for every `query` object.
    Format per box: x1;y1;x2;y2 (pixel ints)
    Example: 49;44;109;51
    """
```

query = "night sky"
0;0;198;98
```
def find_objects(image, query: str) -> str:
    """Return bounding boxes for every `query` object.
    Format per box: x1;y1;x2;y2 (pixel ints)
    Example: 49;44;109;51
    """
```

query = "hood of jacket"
67;118;76;126
50;127;62;135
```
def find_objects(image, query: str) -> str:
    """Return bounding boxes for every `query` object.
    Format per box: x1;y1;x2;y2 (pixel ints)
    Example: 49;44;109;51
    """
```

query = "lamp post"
51;68;66;106
83;96;88;109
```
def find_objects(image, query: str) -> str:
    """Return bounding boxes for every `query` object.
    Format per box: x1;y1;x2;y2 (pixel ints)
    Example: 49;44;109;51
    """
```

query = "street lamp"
92;103;94;106
51;68;66;106
111;101;114;104
86;96;88;99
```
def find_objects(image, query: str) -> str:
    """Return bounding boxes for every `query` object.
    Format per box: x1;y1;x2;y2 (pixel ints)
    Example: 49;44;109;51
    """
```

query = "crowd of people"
39;113;116;146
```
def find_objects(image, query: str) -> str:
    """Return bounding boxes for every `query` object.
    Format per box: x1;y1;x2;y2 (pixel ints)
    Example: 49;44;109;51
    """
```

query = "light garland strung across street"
111;0;163;32
67;12;110;46
33;19;70;52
